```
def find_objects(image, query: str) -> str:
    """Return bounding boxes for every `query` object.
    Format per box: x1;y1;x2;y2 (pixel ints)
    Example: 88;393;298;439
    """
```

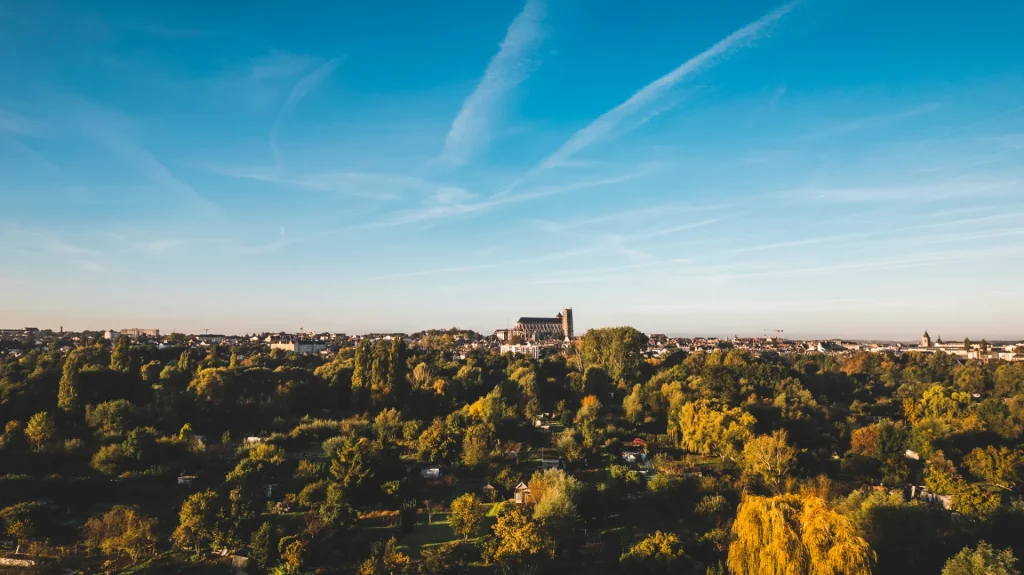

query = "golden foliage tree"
83;506;157;564
728;494;874;575
676;399;754;462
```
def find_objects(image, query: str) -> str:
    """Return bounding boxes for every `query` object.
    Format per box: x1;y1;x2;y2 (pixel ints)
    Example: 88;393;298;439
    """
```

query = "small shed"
420;464;442;479
514;482;532;504
482;484;497;501
177;475;197;486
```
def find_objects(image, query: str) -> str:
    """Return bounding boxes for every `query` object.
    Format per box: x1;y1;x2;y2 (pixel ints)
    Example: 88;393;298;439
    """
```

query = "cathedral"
496;308;574;342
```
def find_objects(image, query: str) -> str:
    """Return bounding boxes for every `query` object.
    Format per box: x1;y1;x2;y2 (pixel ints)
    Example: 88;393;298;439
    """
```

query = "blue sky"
1;0;1023;339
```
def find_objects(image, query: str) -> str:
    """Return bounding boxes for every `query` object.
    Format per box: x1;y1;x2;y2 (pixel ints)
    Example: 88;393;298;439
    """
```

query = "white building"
271;340;327;354
500;344;542;359
120;328;160;338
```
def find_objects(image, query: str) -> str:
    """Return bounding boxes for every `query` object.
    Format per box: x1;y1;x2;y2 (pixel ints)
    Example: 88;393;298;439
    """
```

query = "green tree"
85;399;136;436
172;490;220;556
964;338;972;351
623;384;645;425
461;424;490;468
619;530;686;574
25;411;55;452
529;468;582;542
110;334;132;373
728;494;874;575
925;451;962;494
249;521;274;572
578;327;649;383
177;350;192;373
418;418;456;463
58;350;82;412
373;407;402;445
942;541;1019;575
963;445;1023;490
329;435;375;499
448;493;485;541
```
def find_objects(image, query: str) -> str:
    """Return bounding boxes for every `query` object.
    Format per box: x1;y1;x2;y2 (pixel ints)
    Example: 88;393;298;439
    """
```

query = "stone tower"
561;308;574;340
921;331;932;348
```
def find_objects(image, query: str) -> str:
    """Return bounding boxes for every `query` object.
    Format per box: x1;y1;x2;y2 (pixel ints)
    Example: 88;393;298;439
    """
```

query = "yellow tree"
728;494;874;575
677;400;754;462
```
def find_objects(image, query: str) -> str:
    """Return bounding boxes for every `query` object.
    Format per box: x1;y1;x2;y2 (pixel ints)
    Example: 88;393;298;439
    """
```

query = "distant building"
270;340;327;354
509;308;573;341
104;330;120;340
921;331;932;348
500;344;542;359
120;328;160;339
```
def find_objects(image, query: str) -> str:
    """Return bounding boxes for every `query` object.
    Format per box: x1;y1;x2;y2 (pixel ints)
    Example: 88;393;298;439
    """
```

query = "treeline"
0;329;1023;575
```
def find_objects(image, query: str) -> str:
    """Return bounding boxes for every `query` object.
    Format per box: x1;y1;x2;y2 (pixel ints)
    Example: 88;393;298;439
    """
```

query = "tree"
177;350;192;373
329;435;375;499
955;363;987;394
728;494;874;575
942;541;1019;575
173;490;220;556
418;418;456;463
925;451;962;494
963;445;1023;490
490;507;550;572
373;408;402;445
25;412;55;452
461;424;490;468
578;327;649;384
86;399;136;436
83;506;157;563
448;493;484;541
358;536;410;575
58;350;82;413
110;335;132;373
677;400;754;462
740;429;797;492
250;521;274;572
623;384;645;425
529;468;582;542
963;338;972;351
619;531;686;574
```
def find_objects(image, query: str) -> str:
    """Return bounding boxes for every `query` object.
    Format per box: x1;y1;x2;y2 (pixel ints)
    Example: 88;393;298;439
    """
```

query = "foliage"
619;530;686;574
740;429;797;492
727;494;874;575
448;493;485;541
83;506;157;563
578;327;649;384
942;541;1020;575
677;400;754;462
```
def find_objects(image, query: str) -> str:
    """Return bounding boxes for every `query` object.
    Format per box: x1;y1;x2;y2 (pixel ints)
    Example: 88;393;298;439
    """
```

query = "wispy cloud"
539;0;800;168
271;57;342;167
0;109;48;137
439;0;545;165
249;51;316;80
61;98;222;218
337;170;649;231
782;178;1019;203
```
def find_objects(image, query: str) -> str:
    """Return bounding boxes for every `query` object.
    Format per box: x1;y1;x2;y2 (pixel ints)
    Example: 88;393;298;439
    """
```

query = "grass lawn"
399;503;500;557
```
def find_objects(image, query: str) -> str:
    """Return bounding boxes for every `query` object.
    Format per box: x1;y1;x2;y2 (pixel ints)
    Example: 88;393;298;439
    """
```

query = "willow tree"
728;494;874;575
